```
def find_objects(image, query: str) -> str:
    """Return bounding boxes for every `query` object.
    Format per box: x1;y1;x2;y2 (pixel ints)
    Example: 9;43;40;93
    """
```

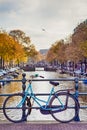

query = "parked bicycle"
3;74;80;123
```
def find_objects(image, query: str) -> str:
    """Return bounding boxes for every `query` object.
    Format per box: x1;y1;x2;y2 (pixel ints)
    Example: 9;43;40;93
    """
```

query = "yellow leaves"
14;41;26;62
0;32;26;63
24;44;38;58
0;33;15;58
46;40;66;63
65;44;81;63
46;48;57;62
80;41;87;57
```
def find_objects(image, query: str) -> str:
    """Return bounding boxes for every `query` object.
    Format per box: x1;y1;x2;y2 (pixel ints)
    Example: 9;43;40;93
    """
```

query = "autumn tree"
0;32;26;68
65;43;82;63
9;29;38;60
0;33;15;68
13;40;27;66
46;19;87;72
65;19;87;71
80;41;87;58
72;20;87;44
9;29;31;46
71;19;87;62
46;47;57;62
46;40;66;65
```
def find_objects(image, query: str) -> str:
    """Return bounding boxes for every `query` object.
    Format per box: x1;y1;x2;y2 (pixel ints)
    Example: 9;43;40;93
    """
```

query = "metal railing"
0;73;87;122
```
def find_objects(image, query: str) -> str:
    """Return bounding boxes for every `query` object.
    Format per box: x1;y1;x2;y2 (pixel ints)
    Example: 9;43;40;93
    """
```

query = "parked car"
0;69;7;75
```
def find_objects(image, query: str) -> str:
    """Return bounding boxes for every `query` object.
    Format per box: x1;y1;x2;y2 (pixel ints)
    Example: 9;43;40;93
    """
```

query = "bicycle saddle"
49;81;59;86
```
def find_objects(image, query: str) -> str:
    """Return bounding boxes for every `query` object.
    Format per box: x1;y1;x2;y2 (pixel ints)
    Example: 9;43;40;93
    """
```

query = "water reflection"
0;70;87;121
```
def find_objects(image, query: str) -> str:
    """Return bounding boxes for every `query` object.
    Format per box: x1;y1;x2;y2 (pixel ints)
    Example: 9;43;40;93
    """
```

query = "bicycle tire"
3;93;31;123
49;92;79;123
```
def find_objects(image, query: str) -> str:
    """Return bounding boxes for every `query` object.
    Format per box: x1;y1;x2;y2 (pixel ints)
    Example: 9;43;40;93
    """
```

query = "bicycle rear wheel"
3;93;31;123
49;92;79;123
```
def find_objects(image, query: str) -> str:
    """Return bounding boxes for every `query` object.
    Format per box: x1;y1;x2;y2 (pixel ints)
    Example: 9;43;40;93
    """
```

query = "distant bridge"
21;64;57;71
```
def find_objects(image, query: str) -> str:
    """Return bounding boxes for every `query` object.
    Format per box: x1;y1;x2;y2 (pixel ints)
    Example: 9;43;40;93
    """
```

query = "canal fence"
0;73;87;122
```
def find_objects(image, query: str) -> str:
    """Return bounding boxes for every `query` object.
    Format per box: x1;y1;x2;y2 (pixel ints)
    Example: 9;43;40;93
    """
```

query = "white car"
0;72;4;76
0;69;7;75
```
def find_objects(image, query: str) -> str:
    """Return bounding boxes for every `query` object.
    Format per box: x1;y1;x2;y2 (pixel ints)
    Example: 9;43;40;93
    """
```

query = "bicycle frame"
17;81;64;111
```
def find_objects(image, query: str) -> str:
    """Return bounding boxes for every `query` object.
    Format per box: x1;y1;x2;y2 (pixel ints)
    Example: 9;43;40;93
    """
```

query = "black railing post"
22;73;27;121
74;78;80;121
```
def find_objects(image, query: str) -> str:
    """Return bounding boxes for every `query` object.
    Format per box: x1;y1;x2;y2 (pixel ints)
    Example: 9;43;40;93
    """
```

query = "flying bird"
42;28;46;31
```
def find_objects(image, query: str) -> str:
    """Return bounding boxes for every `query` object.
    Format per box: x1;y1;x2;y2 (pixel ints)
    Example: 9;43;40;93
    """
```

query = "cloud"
0;0;87;50
0;0;20;13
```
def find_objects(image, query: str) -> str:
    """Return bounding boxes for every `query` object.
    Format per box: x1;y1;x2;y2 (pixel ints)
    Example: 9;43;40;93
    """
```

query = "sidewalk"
0;121;87;130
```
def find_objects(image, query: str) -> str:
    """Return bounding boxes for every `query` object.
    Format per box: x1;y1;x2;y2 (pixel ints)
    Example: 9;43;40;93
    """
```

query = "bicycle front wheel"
3;93;31;123
49;92;79;123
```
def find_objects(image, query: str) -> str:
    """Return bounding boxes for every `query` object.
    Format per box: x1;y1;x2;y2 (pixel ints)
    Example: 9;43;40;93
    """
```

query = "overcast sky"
0;0;87;50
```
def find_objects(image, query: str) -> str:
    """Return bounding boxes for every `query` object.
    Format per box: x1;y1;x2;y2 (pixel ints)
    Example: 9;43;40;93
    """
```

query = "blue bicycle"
3;74;79;123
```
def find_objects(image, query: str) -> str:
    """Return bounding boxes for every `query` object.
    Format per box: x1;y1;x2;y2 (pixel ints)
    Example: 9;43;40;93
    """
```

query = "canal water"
0;68;87;122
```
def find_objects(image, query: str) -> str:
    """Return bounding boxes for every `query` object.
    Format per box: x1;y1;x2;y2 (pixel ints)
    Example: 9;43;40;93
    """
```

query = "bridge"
21;65;57;71
0;73;87;130
0;121;87;130
21;62;58;71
